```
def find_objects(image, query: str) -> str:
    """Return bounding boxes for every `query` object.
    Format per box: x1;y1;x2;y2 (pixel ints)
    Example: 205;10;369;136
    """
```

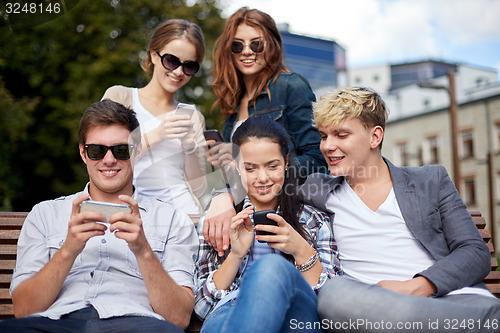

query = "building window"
417;147;423;166
393;143;409;166
462;177;476;206
495;122;500;152
460;130;474;159
496;172;500;203
423;136;439;164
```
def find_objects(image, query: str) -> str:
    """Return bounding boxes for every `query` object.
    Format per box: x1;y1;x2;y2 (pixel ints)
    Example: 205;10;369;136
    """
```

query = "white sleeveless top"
131;88;200;214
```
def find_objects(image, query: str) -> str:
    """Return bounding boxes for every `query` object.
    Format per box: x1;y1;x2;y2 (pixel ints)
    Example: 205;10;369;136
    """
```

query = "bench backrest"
0;211;499;320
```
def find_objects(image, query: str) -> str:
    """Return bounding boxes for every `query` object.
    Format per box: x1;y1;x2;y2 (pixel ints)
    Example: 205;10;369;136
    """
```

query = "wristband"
295;249;319;272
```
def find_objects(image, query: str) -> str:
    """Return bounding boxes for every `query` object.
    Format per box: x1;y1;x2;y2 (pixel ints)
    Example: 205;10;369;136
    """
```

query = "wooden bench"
1;211;499;326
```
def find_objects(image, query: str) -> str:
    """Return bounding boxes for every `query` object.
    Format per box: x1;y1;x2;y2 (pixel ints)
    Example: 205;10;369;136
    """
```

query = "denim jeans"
201;254;322;333
318;276;500;333
0;306;183;333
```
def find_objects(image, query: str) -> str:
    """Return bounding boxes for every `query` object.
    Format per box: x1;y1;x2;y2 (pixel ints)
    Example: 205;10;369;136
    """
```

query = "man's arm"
133;246;194;329
202;193;235;257
416;165;491;296
110;195;194;329
13;194;107;317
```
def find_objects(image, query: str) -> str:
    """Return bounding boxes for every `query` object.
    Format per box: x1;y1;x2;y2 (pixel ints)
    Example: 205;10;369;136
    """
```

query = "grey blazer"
298;158;491;296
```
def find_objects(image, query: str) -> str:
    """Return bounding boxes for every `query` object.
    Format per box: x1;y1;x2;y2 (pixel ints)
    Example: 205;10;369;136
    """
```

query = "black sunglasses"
231;40;266;54
156;52;200;76
84;144;135;160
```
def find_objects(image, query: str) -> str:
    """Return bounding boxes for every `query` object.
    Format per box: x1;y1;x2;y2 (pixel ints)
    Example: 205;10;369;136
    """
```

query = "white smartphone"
80;200;131;222
175;103;196;118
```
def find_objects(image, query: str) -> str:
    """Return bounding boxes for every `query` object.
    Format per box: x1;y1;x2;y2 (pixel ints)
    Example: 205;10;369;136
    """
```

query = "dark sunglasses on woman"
84;144;135;160
231;40;266;54
156;52;200;76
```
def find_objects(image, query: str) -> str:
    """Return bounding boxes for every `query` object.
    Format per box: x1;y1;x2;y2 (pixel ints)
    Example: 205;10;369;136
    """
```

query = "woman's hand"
229;205;255;258
154;112;196;151
205;142;234;168
254;213;312;261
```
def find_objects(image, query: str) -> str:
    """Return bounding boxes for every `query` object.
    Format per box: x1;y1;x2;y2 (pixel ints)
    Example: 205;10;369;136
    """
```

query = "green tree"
0;0;226;211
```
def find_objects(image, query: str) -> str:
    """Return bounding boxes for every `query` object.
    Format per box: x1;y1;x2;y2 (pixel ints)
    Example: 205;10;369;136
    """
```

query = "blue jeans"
0;306;183;333
201;254;322;333
318;276;500;333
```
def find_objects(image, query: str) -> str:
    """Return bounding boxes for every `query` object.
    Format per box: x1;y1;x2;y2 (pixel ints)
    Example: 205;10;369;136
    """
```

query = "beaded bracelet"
295;249;319;272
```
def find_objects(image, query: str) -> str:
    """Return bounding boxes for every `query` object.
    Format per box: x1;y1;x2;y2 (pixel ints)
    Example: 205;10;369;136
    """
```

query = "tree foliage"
0;0;226;211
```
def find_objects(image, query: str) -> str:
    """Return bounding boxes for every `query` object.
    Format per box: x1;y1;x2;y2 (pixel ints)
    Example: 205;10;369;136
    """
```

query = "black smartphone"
253;209;278;243
203;129;224;143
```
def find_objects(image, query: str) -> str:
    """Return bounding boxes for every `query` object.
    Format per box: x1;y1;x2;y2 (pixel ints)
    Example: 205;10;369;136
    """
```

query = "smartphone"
80;200;131;222
253;209;278;243
203;129;224;143
175;103;196;118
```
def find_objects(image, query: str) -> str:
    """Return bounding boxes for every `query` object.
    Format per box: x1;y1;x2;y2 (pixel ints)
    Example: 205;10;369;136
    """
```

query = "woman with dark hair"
102;19;207;215
195;116;341;333
203;7;327;254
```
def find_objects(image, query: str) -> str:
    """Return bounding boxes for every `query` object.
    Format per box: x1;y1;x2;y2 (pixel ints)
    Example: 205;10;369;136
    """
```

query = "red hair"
212;7;287;116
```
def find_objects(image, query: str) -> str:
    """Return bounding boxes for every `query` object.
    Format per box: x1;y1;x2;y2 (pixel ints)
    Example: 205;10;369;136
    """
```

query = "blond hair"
313;87;388;130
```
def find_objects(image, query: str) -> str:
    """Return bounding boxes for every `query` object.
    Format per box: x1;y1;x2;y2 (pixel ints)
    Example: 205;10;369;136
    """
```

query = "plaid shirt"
194;198;341;319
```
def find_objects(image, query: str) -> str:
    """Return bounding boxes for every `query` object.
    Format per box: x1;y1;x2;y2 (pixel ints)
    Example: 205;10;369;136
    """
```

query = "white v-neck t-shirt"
326;179;435;284
131;88;199;214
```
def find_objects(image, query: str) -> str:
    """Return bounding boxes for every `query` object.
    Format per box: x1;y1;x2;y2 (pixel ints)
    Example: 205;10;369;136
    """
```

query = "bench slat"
484;270;500;283
0;230;22;241
0;259;16;270
0;244;18;256
0;288;11;300
472;216;486;229
485;284;500;297
0;304;14;316
492;257;499;270
478;229;491;242
0;274;12;284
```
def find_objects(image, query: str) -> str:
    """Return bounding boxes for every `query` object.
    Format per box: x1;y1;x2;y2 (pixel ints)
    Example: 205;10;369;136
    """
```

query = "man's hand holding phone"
64;194;109;258
107;195;150;256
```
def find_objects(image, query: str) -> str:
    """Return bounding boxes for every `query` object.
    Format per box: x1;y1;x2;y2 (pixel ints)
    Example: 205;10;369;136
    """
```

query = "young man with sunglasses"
299;88;500;332
0;100;198;332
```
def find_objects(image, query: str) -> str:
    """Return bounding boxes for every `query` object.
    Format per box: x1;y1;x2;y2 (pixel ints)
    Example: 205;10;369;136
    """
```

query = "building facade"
279;24;347;97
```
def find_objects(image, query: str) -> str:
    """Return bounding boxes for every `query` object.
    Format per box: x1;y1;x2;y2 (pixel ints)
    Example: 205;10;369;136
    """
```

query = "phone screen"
253;209;277;242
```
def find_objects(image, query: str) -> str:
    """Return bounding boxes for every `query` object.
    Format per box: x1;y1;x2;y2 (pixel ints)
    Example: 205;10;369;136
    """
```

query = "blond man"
298;87;500;332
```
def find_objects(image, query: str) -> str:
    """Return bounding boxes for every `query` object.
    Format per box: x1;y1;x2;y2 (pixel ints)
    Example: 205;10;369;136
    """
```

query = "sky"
219;0;500;80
